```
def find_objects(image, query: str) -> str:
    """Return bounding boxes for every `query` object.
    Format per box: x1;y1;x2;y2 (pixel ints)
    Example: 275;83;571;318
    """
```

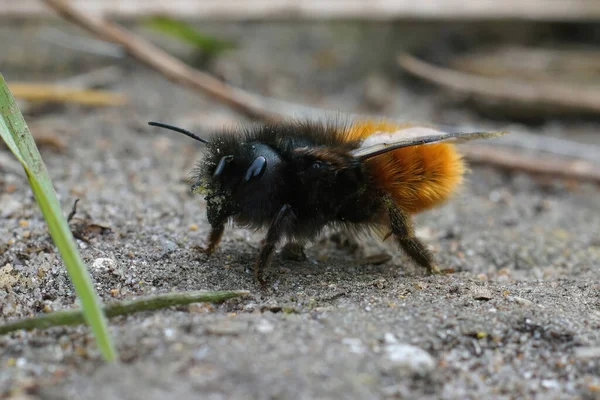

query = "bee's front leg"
255;204;293;286
198;224;225;256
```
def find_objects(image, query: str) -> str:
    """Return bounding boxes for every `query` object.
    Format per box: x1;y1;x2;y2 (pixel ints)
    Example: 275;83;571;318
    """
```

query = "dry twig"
461;145;600;183
398;53;600;115
450;47;600;81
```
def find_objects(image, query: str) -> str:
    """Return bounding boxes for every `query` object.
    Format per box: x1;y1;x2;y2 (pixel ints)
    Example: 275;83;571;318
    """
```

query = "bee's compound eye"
312;161;322;169
214;155;234;177
244;156;267;181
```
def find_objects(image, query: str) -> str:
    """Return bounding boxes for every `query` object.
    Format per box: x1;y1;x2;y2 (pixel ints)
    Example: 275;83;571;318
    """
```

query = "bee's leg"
387;203;439;274
255;204;293;285
281;242;307;261
198;224;224;256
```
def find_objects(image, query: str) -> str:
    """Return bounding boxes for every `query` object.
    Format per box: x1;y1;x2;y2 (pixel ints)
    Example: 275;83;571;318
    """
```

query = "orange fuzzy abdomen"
342;120;465;214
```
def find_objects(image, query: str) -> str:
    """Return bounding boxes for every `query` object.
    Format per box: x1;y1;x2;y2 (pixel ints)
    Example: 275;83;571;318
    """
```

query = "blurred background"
1;0;600;141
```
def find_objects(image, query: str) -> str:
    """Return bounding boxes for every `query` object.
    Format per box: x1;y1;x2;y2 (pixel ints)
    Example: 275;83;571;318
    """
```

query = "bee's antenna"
148;121;210;144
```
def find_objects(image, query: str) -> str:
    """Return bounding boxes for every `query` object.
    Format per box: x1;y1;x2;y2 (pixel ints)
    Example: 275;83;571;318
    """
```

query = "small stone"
18;219;28;227
164;328;176;340
0;264;19;289
189;224;199;231
92;258;119;276
471;285;493;301
385;344;435;376
512;296;533;306
383;333;398;344
92;258;115;271
160;239;178;254
255;319;274;334
540;380;559;390
574;347;600;360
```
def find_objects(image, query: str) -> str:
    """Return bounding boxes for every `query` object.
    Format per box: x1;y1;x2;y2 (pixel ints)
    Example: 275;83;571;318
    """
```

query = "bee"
149;119;506;285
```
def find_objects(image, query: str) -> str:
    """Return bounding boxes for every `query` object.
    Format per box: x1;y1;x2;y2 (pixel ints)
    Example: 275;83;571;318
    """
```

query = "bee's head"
198;140;284;226
148;121;285;226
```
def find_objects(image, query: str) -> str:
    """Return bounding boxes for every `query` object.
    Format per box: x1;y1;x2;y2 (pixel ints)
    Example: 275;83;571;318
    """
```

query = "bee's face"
198;142;284;226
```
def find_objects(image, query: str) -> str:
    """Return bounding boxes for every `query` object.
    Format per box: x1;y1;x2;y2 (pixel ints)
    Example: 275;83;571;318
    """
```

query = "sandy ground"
1;21;600;399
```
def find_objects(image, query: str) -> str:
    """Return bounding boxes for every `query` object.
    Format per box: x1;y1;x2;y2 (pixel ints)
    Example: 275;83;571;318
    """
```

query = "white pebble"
383;333;398;344
385;344;435;376
541;379;560;389
256;319;274;334
164;328;175;339
92;258;116;271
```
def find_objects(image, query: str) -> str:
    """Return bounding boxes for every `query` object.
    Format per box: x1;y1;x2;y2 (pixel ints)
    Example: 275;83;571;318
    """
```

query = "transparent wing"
350;126;508;160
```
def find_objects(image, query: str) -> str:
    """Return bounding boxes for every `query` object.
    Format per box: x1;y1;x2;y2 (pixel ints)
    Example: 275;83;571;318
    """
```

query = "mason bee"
149;120;506;285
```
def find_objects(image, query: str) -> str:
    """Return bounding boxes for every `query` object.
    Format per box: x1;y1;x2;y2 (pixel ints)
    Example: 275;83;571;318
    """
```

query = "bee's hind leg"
281;242;307;261
386;201;440;275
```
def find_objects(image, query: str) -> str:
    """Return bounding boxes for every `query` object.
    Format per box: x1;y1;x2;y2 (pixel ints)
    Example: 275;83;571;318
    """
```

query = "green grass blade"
0;290;250;334
144;16;236;56
0;73;117;361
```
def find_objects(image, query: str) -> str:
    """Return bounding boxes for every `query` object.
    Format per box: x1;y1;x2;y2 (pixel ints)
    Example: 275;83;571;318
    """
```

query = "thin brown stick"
8;0;600;21
41;0;282;121
461;145;600;184
450;46;600;81
398;53;600;115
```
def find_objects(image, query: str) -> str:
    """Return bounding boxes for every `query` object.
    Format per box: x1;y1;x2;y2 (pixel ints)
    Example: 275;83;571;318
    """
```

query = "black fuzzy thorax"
193;120;384;242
